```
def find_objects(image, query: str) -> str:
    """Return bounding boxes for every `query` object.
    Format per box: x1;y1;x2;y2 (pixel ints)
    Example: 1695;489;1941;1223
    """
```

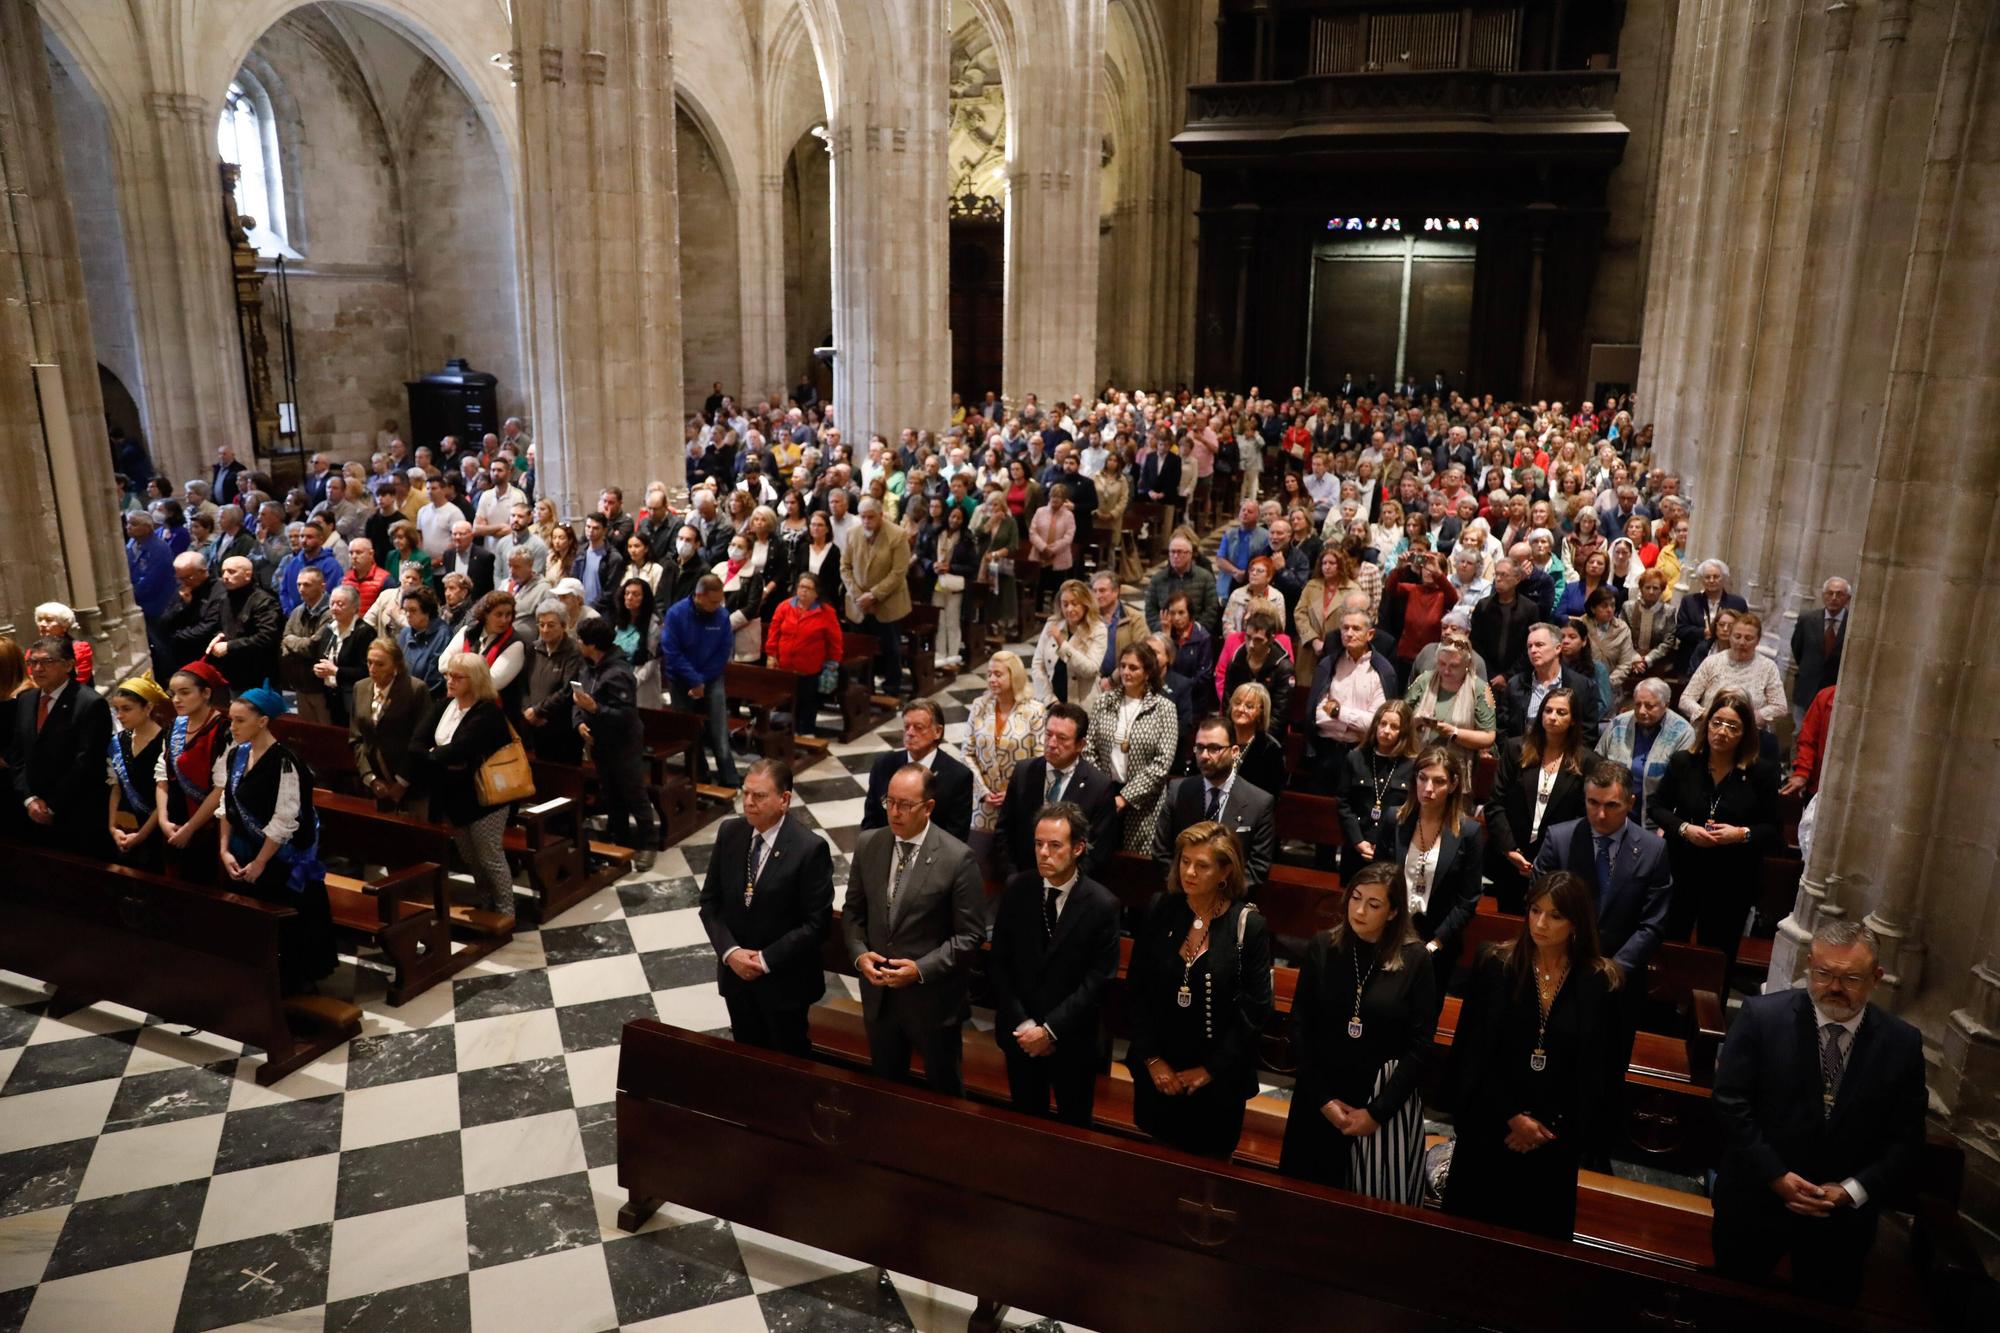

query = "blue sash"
165;716;210;802
227;744;325;893
108;732;152;816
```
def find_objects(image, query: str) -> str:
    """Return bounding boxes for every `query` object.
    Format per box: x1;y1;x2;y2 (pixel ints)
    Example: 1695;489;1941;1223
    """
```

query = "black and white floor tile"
0;652;1091;1333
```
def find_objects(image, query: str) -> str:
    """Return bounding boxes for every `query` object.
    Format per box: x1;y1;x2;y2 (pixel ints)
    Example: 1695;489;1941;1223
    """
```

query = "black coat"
1151;773;1277;889
577;646;644;759
1712;989;1926;1214
1500;664;1602;744
1483;737;1587;861
212;584;285;693
10;682;114;850
1233;731;1288;802
698;814;835;1010
861;748;974;847
992;756;1122;881
988;870;1120;1054
1789;608;1847;703
1123;895;1273;1099
1370;812;1486;962
311;619;376;727
1673;591;1749;674
438;547;497;601
415;697;513;826
1337;748;1413;848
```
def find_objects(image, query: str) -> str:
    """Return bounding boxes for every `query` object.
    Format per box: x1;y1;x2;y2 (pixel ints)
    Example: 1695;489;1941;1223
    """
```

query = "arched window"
217;78;294;258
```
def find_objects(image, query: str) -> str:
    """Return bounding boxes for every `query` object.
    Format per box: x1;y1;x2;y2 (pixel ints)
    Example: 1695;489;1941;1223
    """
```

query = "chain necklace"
1348;946;1378;1039
1367;753;1395;824
1531;956;1570;1073
1177;900;1218;1008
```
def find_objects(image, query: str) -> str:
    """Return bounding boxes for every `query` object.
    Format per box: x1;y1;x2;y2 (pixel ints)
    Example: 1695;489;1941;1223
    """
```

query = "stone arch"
674;92;744;411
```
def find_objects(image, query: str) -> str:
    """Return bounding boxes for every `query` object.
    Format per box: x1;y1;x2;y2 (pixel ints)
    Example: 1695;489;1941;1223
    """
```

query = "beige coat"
841;521;913;622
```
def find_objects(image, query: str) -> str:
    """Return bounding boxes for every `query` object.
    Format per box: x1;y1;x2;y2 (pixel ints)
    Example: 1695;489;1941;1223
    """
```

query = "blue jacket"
660;596;731;686
127;533;176;619
278;549;344;616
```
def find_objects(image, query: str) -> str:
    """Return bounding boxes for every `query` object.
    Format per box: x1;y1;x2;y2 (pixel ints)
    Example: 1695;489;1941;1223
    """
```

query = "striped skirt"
1348;1060;1425;1207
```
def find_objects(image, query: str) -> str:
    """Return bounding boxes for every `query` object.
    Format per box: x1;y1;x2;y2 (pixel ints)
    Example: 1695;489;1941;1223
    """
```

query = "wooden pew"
0;840;360;1085
721;661;801;766
636;707;734;835
526;758;639;883
834;629;898;741
618;1022;1944;1330
901;604;942;699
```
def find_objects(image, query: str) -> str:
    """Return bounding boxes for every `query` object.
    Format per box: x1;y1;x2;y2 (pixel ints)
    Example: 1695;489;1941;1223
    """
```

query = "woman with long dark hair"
1444;871;1626;1240
1370;744;1485;990
155;660;230;884
1279;862;1439;1203
1485;687;1588;915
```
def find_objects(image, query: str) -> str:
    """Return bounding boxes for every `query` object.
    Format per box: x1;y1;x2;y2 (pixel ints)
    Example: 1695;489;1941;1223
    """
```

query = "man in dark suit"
11;637;114;856
1151;715;1276;889
699;759;833;1056
1788;577;1851;727
1711;921;1927;1301
841;764;986;1095
1501;623;1602;743
1535;763;1673;977
992;702;1120;880
861;700;974;845
438;520;496;601
204;556;284;694
574;617;659;867
210;444;247;507
988;802;1120;1126
1471;557;1540;683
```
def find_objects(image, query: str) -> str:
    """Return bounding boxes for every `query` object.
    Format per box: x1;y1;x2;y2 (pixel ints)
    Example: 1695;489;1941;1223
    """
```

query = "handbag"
817;660;842;693
934;572;966;596
474;725;536;806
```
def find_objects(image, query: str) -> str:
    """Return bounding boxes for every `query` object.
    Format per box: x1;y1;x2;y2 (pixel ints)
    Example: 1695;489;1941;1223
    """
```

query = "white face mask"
677;539;697;558
729;547;748;562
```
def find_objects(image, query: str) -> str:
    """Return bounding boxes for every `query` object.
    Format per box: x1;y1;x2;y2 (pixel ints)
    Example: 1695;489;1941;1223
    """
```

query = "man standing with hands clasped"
988;803;1120;1126
1710;920;1926;1301
842;764;985;1095
698;760;832;1057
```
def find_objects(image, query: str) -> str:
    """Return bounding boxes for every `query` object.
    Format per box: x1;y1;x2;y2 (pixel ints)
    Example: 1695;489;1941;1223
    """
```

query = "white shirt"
434;699;473;745
722;823;783;969
416;502;460;558
1814;1007;1869;1208
1110;697;1144;781
1404;837;1441;915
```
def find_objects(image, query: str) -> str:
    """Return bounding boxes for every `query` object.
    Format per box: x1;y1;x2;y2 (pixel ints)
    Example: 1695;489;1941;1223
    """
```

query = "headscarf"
113;675;169;707
175;659;229;692
237;686;290;718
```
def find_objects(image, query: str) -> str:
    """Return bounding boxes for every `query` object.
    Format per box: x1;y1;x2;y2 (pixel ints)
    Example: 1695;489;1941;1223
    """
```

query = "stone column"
512;0;685;514
741;171;790;402
0;0;145;674
815;0;950;442
1001;0;1105;404
117;89;251;485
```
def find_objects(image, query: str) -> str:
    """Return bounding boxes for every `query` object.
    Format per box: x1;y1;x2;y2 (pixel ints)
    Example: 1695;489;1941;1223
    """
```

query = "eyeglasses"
1808;967;1871;988
882;796;930;813
1191;742;1233;755
1708;718;1744;734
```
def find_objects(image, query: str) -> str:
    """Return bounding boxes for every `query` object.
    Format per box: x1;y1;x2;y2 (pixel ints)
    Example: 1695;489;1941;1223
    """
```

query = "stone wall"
402;69;526;424
677;106;743;409
783;133;833;390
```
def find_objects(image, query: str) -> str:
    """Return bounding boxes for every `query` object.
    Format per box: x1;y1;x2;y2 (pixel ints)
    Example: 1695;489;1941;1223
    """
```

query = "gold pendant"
1529;1049;1547;1073
1346;1018;1363;1039
1176;986;1192;1009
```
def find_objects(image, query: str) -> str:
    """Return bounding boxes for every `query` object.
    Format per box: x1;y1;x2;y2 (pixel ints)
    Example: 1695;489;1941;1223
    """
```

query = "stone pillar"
817;1;950;442
742;171;790;402
1001;0;1105;404
512;0;685;514
120;89;252;485
0;0;145;675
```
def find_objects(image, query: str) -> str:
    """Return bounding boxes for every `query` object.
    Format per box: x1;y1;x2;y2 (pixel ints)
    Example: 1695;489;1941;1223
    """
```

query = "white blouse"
1109;695;1144;781
435;699;473;745
1404;837;1441;916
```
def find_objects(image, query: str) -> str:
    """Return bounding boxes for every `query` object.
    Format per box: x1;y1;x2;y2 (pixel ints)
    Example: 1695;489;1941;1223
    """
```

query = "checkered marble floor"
0;653;1095;1333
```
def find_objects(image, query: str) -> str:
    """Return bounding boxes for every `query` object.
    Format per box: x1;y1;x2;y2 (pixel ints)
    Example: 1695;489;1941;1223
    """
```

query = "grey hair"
1823;575;1853;594
328;584;358;608
1698;558;1730;581
1633;677;1673;705
857;497;880;515
1812;918;1879;963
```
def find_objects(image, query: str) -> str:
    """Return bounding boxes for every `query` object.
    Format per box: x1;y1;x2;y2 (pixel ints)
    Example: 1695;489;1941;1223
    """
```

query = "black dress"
1233;730;1288;800
108;726;167;874
1336;748;1412;878
1123;895;1273;1159
1651;751;1780;966
218;739;337;993
1443;949;1625;1240
1279;936;1438;1202
1483;738;1586;915
159;711;226;885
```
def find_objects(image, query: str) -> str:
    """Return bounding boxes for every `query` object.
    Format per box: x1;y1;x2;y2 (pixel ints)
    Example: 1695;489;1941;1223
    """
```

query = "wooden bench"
0;840;361;1085
526;758;640;882
834;629;899;741
901;604;942;698
315;853;468;1007
639;704;745;817
721;661;801;766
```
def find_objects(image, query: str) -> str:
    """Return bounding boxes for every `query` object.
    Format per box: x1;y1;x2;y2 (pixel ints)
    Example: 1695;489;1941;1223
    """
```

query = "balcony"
1174;70;1627;172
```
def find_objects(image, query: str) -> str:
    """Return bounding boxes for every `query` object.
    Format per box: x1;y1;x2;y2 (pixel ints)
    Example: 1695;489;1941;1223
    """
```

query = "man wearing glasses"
1710;920;1926;1301
1148;715;1276;890
841;764;984;1095
11;637;113;855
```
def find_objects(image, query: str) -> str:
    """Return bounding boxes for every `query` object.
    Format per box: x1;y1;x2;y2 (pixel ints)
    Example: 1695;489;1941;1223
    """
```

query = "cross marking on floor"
237;1264;278;1291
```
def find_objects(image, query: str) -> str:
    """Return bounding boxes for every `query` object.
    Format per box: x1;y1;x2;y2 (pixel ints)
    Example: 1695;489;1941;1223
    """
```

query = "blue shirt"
127;533;176;619
581;543;608;606
278;550;344;616
1630;724;1659;824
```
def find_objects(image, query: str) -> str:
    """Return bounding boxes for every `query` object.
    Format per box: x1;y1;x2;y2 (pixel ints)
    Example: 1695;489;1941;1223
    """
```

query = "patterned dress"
966;692;1044;833
1087;689;1179;852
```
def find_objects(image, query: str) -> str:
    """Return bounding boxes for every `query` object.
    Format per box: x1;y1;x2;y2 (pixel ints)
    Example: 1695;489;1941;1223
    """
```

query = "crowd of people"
0;381;1914;1303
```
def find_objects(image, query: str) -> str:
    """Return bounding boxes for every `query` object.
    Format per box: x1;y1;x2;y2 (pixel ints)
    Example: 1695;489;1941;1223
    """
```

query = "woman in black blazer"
1337;700;1418;879
1225;681;1288;797
1124;820;1274;1159
1484;687;1588;914
416;651;518;925
1371;744;1485;992
349;637;426;809
1651;688;1780;970
1444;870;1626;1241
1280;863;1440;1203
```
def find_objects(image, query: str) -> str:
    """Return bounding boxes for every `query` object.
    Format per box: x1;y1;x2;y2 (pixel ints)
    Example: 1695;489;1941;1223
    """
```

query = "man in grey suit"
1788;576;1850;727
1535;761;1674;978
842;763;987;1096
1149;715;1277;889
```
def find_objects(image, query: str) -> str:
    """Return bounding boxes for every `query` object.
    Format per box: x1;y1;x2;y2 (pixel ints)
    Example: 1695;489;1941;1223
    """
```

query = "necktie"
1204;784;1222;822
1595;834;1613;893
1823;617;1838;660
888;839;915;912
36;694;52;733
1820;1024;1848;1116
745;834;767;906
1047;769;1067;804
1044;885;1060;938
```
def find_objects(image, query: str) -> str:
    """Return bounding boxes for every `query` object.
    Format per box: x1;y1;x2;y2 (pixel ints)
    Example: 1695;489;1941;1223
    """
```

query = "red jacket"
344;564;389;615
1383;565;1459;664
764;597;842;675
1792;685;1835;796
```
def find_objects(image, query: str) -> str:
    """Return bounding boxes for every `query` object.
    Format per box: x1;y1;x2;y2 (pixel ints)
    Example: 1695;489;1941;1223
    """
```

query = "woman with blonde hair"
966;650;1043;863
1124;820;1273;1158
1030;578;1106;705
1227;681;1287;797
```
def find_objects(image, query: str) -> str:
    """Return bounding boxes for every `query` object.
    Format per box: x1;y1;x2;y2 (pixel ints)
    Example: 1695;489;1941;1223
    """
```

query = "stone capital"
144;91;207;123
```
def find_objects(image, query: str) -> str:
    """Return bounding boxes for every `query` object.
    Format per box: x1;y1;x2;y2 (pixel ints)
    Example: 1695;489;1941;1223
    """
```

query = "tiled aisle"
0;658;1081;1333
